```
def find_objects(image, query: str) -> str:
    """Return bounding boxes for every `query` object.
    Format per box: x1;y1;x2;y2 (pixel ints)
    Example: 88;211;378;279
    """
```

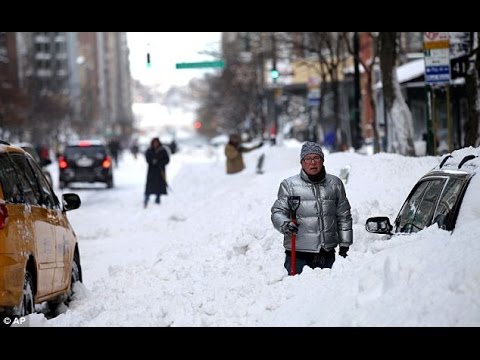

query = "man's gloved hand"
281;221;299;236
339;246;349;258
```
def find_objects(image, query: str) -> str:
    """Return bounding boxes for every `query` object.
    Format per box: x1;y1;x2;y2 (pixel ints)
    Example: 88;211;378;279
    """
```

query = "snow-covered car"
366;146;479;235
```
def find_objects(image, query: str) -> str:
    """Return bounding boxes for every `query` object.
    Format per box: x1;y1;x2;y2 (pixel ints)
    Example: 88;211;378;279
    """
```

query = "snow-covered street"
29;140;480;326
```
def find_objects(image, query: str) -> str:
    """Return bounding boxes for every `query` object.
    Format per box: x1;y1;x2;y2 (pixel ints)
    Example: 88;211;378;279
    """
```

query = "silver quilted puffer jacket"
271;169;352;252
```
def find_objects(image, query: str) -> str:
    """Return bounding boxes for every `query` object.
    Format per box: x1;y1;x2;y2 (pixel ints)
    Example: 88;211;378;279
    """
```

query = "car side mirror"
63;193;81;211
365;216;393;235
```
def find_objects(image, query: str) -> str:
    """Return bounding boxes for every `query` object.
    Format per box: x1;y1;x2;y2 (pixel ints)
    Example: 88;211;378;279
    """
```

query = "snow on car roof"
12;142;34;148
434;146;480;174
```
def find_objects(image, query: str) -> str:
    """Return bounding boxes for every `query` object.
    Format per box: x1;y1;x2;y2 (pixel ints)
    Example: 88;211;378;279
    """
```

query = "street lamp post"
352;32;362;150
271;32;279;145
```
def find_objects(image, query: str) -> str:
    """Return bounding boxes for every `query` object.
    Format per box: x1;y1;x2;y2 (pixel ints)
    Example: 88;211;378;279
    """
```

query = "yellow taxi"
0;141;82;319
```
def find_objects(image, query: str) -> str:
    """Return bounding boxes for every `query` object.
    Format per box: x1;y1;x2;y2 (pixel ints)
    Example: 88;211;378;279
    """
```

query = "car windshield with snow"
366;146;479;236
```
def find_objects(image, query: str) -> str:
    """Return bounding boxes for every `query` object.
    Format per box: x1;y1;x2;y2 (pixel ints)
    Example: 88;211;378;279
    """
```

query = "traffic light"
146;53;151;68
270;68;279;81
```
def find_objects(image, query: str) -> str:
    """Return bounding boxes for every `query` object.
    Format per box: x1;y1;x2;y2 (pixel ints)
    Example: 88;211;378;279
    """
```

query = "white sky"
127;32;221;89
132;102;195;131
26;132;480;326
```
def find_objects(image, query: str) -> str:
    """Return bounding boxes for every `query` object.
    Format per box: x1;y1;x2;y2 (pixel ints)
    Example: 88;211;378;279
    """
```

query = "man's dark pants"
284;248;335;275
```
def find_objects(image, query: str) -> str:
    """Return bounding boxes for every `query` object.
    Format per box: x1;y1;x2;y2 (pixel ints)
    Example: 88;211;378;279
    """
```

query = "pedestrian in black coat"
144;137;170;208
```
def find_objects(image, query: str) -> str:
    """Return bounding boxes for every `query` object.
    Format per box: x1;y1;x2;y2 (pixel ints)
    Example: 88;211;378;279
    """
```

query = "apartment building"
0;32;133;144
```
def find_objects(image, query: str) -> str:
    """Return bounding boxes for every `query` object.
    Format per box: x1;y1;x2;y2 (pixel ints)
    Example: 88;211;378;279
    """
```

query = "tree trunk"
365;71;380;153
379;32;416;156
331;79;345;151
464;32;480;147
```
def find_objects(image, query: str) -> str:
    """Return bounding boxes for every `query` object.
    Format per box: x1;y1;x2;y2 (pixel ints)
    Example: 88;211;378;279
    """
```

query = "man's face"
301;154;323;176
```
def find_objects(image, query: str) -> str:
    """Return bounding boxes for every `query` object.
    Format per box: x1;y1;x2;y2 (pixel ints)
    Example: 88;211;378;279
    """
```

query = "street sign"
176;60;225;69
424;32;451;85
307;87;320;106
425;63;450;83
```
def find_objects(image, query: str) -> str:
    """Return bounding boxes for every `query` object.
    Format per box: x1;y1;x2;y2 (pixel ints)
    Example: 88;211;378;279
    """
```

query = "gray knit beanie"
300;142;324;162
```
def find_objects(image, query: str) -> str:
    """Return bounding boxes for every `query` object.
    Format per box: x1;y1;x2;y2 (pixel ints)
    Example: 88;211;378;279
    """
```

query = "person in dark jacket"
225;134;262;174
144;137;170;208
271;141;353;275
108;138;121;167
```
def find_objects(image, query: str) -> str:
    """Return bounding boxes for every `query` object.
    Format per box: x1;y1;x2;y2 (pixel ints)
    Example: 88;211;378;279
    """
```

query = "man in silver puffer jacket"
271;142;352;275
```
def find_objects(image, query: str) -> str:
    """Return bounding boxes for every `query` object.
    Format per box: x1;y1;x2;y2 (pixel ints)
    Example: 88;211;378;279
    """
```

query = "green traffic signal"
270;68;279;80
147;53;151;68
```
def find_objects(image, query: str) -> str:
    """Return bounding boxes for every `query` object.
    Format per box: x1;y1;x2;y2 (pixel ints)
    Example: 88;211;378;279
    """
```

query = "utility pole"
353;32;362;150
271;32;279;145
256;33;266;140
271;33;277;85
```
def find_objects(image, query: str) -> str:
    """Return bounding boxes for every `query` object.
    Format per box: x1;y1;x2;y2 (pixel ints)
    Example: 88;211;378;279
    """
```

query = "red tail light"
102;156;112;169
0;203;9;229
59;156;68;169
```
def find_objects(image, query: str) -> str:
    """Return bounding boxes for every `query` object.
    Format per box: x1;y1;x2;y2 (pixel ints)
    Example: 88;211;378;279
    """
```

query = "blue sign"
425;65;451;84
308;88;320;106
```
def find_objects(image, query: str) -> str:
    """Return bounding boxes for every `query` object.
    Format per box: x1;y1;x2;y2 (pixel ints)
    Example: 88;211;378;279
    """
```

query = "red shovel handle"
287;196;300;276
290;217;297;276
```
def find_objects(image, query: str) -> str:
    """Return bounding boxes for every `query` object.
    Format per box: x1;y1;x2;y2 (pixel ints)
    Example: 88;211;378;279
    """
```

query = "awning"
374;59;425;89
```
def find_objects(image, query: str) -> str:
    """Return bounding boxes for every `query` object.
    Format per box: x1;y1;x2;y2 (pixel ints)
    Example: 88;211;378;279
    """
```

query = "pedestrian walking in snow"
108;138;121;167
225;134;263;174
144;137;170;208
130;142;139;159
271;141;353;275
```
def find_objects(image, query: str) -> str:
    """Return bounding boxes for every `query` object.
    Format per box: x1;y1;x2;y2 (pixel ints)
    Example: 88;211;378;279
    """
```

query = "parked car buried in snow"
366;146;479;236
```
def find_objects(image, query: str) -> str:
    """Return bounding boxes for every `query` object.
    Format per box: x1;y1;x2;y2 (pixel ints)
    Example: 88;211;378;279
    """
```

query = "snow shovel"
287;195;301;276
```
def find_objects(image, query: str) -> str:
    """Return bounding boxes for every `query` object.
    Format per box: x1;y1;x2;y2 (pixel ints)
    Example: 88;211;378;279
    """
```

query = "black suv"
59;140;114;189
366;146;479;236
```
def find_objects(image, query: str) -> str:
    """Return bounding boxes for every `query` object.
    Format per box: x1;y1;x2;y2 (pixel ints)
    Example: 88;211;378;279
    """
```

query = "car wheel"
14;271;35;317
107;179;114;188
59;181;67;189
66;253;82;305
